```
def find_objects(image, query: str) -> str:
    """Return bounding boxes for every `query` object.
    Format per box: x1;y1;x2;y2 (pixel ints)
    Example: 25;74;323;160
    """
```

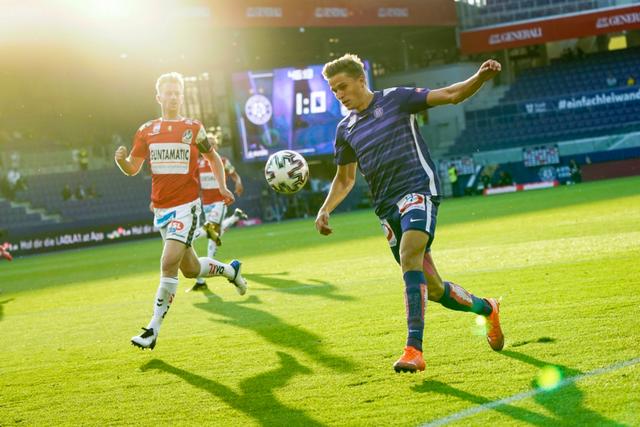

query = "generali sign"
461;4;640;54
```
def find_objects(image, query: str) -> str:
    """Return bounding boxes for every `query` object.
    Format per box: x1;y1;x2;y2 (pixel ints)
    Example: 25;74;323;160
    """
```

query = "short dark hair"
322;53;365;80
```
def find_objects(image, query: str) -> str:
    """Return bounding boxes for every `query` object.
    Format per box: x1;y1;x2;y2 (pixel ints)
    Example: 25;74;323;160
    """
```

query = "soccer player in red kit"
115;72;247;350
188;129;248;292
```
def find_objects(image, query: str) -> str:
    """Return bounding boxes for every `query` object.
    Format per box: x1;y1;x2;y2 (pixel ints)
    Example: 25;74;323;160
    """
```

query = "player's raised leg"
131;240;186;350
221;208;248;232
393;230;428;373
180;247;247;296
422;253;504;351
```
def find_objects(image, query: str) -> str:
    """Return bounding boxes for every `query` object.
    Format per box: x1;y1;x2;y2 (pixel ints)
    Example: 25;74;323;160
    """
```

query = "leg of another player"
180;247;247;295
221;208;247;232
191;206;221;291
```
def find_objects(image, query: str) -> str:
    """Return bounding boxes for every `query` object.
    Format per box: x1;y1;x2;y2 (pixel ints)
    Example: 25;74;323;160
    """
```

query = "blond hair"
322;54;365;80
155;72;184;94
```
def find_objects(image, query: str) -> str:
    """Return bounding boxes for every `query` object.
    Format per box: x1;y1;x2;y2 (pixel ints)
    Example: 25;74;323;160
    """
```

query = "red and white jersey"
198;156;236;205
131;117;209;209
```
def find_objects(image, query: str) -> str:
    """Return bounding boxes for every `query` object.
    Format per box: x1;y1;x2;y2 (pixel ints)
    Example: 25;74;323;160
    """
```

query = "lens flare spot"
536;365;563;391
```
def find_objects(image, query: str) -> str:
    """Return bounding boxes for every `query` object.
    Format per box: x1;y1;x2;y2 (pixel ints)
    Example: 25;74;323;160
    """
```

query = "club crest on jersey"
373;106;384;118
182;129;193;144
380;219;397;247
397;193;426;215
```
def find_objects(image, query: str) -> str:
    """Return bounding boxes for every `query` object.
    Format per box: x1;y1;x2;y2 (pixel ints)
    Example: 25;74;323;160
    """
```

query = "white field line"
420;357;640;427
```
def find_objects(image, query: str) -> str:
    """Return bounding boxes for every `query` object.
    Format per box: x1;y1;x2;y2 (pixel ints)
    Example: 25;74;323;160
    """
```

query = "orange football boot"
393;346;425;373
485;298;504;351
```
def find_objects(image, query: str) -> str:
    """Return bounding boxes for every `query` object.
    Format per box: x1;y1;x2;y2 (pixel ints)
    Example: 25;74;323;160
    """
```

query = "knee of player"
160;259;181;277
182;268;199;279
399;249;424;270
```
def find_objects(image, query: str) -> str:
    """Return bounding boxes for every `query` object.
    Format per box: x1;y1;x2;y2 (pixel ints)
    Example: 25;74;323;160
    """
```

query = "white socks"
148;277;178;333
222;215;238;232
198;257;235;280
207;239;218;258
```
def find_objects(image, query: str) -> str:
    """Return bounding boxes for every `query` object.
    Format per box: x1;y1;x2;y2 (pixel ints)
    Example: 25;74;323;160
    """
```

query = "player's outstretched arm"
427;59;501;106
230;172;244;196
203;150;235;205
315;162;357;236
114;146;145;176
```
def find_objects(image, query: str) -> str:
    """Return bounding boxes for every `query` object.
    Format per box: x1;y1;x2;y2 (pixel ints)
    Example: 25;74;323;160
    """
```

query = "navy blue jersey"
334;87;441;217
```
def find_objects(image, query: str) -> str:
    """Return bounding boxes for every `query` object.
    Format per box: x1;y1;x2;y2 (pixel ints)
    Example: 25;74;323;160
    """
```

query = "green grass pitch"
1;176;639;426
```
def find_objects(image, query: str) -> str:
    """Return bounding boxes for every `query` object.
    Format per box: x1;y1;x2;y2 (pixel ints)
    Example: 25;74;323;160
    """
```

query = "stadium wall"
582;158;640;181
472;131;640;165
463;145;640;194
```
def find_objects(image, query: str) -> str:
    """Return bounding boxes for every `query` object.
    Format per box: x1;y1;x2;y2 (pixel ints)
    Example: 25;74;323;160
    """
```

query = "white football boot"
131;327;158;350
229;260;247;296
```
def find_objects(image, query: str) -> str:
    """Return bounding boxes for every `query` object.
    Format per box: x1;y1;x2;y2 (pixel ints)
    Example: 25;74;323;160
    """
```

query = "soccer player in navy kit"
316;54;505;373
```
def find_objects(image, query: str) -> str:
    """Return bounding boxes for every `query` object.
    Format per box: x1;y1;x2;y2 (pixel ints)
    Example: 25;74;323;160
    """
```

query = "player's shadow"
412;378;555;426
412;349;624;426
140;351;325;426
500;350;625;426
244;272;355;301
0;298;14;322
194;289;354;373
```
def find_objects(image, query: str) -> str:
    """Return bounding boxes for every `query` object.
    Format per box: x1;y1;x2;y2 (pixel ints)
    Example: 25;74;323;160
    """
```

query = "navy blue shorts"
379;193;440;265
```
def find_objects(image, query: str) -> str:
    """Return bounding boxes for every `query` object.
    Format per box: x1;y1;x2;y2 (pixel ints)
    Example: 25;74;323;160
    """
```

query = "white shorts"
203;201;227;226
154;199;202;246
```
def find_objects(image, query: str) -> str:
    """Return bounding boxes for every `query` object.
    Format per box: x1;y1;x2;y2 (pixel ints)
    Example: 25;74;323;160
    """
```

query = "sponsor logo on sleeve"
196;125;208;144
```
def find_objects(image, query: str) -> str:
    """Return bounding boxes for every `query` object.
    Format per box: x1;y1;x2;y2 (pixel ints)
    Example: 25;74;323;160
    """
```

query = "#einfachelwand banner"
521;86;640;115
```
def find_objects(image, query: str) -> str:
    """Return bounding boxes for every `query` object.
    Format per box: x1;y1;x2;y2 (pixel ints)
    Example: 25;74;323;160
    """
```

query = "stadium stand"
459;0;611;29
450;47;640;154
0;199;50;230
10;169;152;234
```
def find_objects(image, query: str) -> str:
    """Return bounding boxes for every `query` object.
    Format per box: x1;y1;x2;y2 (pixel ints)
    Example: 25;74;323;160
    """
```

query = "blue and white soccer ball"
264;150;309;194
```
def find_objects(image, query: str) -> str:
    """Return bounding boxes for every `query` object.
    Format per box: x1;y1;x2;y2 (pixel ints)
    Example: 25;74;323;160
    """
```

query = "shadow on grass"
244;272;355;301
140;351;325;426
0;297;14;322
194;289;354;373
500;350;625;426
413;349;624;426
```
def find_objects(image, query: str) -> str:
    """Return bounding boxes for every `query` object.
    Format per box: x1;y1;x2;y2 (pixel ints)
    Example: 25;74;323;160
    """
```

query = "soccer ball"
264;150;309;194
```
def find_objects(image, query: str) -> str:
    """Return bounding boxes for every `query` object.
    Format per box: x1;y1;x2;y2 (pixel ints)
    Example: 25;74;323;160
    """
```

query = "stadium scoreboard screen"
231;61;371;162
